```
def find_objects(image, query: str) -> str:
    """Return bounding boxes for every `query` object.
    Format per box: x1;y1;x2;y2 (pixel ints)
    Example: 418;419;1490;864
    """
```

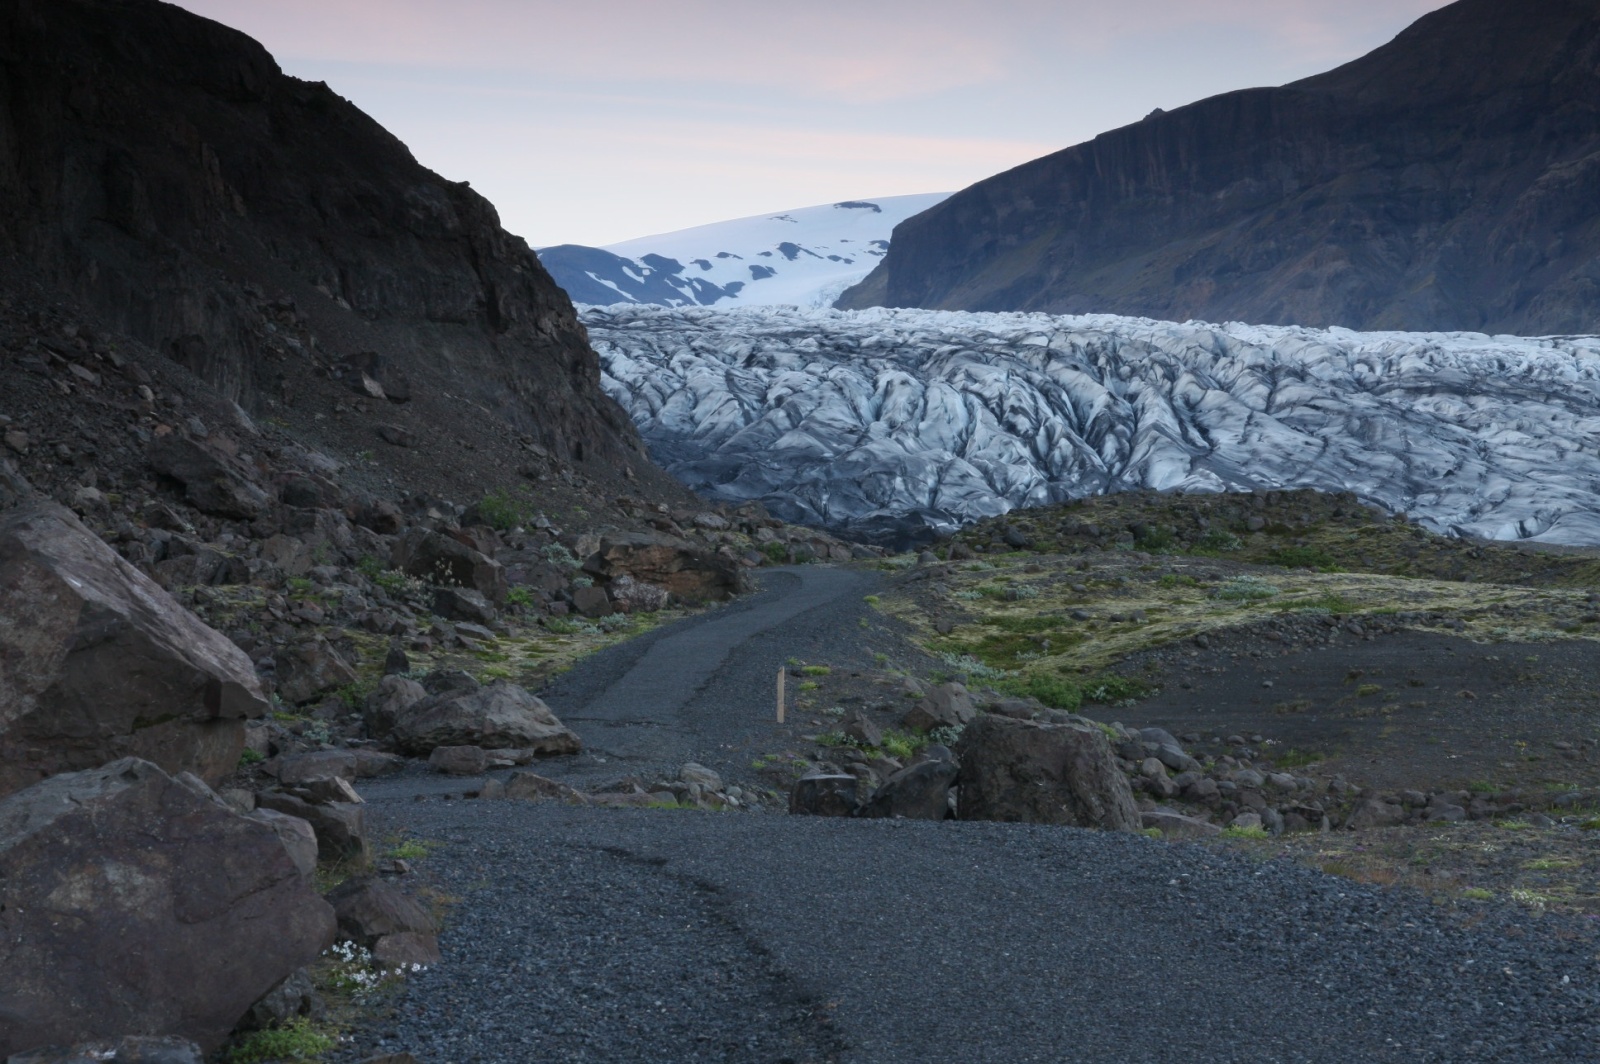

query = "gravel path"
342;566;1600;1062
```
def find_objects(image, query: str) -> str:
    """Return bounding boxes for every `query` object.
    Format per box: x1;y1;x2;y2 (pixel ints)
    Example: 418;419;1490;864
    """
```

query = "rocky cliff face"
839;0;1600;335
0;0;640;468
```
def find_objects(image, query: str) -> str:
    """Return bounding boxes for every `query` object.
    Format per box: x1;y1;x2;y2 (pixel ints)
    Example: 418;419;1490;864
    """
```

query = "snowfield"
540;194;949;310
589;303;1600;545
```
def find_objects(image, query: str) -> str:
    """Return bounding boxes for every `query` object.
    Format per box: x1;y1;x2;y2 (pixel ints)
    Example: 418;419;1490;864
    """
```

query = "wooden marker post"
776;668;786;723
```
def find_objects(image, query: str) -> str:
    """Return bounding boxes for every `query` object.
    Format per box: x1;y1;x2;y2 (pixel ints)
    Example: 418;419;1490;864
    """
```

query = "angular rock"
789;772;860;817
955;714;1139;830
289;776;363;806
1346;797;1407;830
274;638;357;706
607;573;669;613
678;762;723;791
391;529;507;603
0;503;269;797
352;749;406;778
364;676;428;740
372;931;441;969
391;680;580;757
432;586;496;624
582;532;745;602
274;749;358;784
858;758;958;820
571;585;612;618
324;877;438;948
842;707;883;747
1141;809;1223;839
255;791;369;863
901;682;977;733
0;759;335;1056
246;807;319;878
428;745;488;775
503;771;588;803
146;435;268;520
239;968;325;1032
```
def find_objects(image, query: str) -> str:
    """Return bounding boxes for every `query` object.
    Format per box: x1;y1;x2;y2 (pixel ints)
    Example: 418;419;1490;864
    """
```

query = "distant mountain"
838;0;1600;336
541;194;949;308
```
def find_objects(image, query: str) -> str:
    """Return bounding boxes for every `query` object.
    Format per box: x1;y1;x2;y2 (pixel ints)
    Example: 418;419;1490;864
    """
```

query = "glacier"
588;303;1600;547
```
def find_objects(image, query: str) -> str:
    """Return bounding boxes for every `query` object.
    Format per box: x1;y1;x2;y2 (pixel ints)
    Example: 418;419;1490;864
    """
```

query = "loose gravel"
340;801;1600;1064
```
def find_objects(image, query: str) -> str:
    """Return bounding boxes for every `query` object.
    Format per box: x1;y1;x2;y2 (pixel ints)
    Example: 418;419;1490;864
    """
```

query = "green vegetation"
1460;887;1495;901
505;586;534;609
1223;824;1270;839
475;489;533;532
1266;545;1341;571
1356;683;1383;697
387;838;431;860
1272;748;1328;768
800;665;832;676
237;748;265;768
863;595;881;606
227;1018;335;1063
762;542;790;564
1214;576;1280;601
1192;528;1242;554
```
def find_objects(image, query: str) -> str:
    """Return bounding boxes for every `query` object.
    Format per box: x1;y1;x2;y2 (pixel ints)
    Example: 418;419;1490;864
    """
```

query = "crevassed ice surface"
588;303;1600;545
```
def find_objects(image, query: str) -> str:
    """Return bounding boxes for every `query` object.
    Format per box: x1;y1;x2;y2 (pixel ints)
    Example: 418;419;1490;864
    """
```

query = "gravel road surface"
341;567;1600;1063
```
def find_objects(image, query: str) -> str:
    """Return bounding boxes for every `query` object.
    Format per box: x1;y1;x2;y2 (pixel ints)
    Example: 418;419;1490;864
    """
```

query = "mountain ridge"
837;0;1600;335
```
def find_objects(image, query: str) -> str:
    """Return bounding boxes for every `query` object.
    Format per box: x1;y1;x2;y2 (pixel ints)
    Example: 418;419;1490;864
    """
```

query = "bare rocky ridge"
0;0;649;484
839;0;1600;335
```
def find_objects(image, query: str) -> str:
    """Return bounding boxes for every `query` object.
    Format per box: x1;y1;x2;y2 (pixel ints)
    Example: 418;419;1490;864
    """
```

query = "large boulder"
582;532;745;602
954;714;1140;831
145;435;269;520
255;791;369;864
364;675;428;739
858;757;958;820
390;529;507;603
0;759;335;1056
390;679;580;757
0;503;270;797
273;639;357;706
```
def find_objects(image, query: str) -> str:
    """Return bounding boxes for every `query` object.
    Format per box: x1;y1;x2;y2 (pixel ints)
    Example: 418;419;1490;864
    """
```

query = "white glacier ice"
588;303;1600;546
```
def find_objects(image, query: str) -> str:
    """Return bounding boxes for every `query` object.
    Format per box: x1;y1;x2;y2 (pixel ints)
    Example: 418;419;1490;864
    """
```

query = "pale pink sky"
175;0;1452;246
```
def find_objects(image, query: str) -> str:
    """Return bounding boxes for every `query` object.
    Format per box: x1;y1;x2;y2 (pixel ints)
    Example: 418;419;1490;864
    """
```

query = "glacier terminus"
590;303;1600;547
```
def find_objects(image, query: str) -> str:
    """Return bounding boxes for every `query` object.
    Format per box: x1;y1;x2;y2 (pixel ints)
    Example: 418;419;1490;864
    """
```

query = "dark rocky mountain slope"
0;0;644;475
839;0;1600;335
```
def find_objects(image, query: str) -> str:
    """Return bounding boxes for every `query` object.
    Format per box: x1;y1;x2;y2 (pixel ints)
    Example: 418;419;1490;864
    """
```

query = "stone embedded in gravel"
1142;808;1223;838
902;682;976;733
790;772;860;816
373;931;442;969
858;758;958;820
0;759;335;1056
955;714;1140;830
390;679;580;757
1346;798;1407;829
678;762;723;791
0;502;269;797
428;745;488;776
503;771;588;803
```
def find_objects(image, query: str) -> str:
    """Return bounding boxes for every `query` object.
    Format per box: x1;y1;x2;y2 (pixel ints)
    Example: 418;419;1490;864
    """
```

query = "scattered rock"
789;772;860;817
274;749;358;784
246;807;319;878
582;532;745;602
428;745;488;775
0;759;335;1056
390;679;580;757
255;791;369;863
324;877;440;968
273;638;358;706
432;586;496;624
1141;809;1223;838
901;682;976;733
239;968;325;1032
955;714;1140;830
503;771;588;803
146;435;268;519
391;528;507;603
364;676;428;740
858;757;958;820
0;503;269;797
